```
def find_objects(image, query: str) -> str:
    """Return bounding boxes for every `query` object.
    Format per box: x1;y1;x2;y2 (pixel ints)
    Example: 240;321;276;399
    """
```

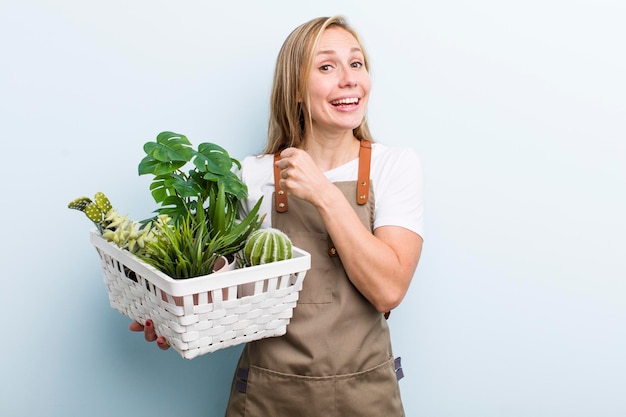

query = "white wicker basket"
90;230;310;359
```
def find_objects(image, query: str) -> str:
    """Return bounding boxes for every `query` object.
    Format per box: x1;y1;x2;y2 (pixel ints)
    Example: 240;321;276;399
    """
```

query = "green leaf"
138;155;187;176
194;142;234;175
214;197;264;256
212;184;227;239
220;172;248;199
138;131;194;176
149;178;170;203
155;195;189;220
152;132;193;162
169;173;202;198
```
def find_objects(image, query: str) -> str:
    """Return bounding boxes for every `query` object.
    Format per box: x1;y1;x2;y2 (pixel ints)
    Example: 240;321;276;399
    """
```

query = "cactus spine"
244;228;293;266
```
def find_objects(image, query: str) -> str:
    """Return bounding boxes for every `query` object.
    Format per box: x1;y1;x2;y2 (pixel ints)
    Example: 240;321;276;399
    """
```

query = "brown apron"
225;141;405;417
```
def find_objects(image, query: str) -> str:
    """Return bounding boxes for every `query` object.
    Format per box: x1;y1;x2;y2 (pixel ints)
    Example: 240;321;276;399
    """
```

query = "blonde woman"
133;16;423;416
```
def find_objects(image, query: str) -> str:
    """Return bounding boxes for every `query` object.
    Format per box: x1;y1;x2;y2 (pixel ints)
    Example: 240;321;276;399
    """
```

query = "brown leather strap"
274;153;288;212
273;141;372;212
357;141;385;316
357;140;372;205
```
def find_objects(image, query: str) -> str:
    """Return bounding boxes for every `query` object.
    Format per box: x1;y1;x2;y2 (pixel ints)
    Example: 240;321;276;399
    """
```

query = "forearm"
314;184;421;312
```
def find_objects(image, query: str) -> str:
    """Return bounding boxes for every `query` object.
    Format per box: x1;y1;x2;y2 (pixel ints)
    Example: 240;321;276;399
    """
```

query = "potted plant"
71;131;265;277
135;130;266;277
69;131;311;359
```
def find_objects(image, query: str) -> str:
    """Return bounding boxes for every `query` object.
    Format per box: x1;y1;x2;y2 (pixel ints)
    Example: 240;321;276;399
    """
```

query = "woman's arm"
314;182;422;312
276;147;423;312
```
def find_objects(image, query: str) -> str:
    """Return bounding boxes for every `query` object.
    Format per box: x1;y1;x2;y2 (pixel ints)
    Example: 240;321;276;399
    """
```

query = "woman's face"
305;26;371;137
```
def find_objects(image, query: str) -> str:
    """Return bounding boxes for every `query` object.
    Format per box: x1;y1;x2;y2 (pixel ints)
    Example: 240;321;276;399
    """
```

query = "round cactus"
243;228;293;266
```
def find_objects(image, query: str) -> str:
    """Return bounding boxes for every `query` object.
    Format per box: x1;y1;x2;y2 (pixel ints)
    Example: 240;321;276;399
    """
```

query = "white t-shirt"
239;142;424;238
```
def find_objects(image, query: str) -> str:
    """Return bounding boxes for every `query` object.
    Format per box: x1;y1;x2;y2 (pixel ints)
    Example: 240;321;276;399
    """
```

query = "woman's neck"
301;131;360;171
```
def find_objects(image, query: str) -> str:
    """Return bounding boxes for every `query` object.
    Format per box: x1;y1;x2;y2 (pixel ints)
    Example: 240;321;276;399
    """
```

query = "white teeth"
331;97;359;105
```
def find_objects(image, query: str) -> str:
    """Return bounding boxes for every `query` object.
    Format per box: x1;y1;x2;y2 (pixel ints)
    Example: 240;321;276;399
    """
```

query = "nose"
339;66;357;87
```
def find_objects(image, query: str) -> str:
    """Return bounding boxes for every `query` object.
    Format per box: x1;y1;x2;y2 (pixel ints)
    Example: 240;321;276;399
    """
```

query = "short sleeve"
237;154;274;229
371;146;424;239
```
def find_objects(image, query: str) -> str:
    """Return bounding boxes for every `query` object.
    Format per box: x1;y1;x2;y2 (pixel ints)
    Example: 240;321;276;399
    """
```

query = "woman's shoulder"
240;154;274;182
241;153;274;170
371;142;421;174
369;142;424;237
372;142;419;160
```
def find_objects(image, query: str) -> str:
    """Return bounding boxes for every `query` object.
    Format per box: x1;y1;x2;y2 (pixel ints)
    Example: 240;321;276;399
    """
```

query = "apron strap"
356;140;371;205
273;152;288;213
273;140;372;212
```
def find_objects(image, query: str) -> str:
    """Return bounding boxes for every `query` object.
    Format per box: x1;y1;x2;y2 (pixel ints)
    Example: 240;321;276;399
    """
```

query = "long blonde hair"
263;16;373;155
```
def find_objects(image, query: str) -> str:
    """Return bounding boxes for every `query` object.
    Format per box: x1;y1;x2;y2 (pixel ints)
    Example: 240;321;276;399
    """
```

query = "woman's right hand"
129;320;170;350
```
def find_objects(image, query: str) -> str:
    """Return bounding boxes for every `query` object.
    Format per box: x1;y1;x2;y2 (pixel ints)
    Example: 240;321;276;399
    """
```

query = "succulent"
69;192;159;255
243;228;293;266
101;211;156;254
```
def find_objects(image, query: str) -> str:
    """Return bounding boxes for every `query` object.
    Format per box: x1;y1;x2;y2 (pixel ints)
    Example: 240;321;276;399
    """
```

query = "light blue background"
1;1;624;416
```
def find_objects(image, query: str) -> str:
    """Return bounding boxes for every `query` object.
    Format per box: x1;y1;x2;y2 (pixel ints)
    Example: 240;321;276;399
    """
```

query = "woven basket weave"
90;230;310;359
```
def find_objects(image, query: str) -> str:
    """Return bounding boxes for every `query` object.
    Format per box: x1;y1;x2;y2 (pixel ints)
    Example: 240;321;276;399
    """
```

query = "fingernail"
145;320;152;327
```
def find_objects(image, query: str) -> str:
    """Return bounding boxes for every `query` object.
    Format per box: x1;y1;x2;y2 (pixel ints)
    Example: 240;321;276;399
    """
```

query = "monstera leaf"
138;131;194;176
137;131;262;260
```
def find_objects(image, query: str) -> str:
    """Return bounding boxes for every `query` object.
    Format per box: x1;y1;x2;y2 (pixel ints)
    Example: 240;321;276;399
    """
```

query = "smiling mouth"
330;97;360;107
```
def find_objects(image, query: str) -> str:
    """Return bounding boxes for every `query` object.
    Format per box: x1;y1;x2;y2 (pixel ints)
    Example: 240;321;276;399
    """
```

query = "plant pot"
161;255;239;306
213;255;237;273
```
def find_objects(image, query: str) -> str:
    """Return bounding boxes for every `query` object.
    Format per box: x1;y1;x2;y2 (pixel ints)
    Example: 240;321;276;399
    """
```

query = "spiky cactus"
243;228;293;266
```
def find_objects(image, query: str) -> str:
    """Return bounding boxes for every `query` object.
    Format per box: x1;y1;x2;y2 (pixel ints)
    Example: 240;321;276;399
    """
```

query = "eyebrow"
316;47;362;56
